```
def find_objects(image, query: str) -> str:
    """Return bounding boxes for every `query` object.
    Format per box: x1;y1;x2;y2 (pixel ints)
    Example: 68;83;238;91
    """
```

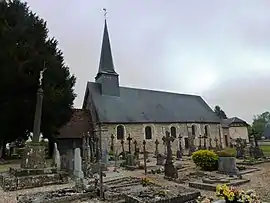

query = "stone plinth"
21;144;46;169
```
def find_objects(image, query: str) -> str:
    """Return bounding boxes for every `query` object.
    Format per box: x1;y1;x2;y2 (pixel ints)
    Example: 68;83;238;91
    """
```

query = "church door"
184;138;189;149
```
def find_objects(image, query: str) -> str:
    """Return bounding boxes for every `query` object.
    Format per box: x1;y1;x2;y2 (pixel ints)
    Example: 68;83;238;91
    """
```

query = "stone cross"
110;134;115;152
162;131;178;178
163;137;167;155
198;135;203;150
133;140;139;160
188;131;196;155
142;140;147;175
73;148;84;179
155;139;159;156
162;131;174;163
127;134;132;154
177;134;183;159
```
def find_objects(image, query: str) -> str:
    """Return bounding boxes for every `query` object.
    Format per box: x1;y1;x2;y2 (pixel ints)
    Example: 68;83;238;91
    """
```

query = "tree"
0;0;76;158
250;111;270;140
214;105;228;119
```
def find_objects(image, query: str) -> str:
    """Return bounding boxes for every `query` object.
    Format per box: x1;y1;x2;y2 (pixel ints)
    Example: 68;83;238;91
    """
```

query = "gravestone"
53;143;61;170
235;138;245;158
125;154;136;171
73;148;84;179
218;156;239;176
176;134;183;160
154;139;159;157
162;131;178;178
156;153;166;165
253;136;264;158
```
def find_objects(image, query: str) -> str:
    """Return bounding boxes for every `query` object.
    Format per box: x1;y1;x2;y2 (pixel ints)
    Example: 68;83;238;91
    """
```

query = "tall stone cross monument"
21;68;47;169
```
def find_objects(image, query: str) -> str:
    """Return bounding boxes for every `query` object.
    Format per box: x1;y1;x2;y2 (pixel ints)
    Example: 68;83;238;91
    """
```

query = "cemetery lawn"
222;146;270;157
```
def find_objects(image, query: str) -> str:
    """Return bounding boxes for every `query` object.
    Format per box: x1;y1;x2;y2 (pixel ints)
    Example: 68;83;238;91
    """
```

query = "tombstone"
253;136;264;158
113;150;119;172
53;143;61;170
176;134;183;160
142;140;147;175
73;148;84;179
110;134;115;152
163;138;167;155
208;137;213;150
127;134;132;154
67;149;74;172
156;153;166;165
154;139;159;157
125;154;136;171
162;131;178;178
133;140;139;160
235;138;245;158
218;156;239;176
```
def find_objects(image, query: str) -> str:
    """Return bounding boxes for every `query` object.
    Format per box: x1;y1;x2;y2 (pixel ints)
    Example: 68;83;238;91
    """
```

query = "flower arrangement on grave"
141;177;151;187
216;184;261;203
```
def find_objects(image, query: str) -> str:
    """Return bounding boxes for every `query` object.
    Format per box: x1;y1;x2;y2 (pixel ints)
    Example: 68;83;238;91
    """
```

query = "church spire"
95;9;120;97
96;11;117;77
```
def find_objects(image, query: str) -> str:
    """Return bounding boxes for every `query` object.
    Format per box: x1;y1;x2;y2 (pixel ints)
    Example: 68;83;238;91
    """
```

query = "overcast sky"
25;0;270;124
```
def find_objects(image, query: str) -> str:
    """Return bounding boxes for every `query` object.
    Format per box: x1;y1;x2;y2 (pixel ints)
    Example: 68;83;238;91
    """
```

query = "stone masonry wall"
100;123;225;154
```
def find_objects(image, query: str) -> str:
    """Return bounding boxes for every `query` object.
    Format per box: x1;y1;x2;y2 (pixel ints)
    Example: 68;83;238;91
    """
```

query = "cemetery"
1;127;270;203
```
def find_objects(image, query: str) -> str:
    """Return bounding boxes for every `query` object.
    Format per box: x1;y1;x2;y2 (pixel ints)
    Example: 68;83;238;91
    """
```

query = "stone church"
57;19;249;155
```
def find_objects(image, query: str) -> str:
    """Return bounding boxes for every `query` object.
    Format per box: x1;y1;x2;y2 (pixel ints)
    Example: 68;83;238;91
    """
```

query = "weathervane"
102;8;108;18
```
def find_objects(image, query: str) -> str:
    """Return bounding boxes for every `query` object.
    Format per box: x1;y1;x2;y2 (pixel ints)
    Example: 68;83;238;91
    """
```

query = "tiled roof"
57;109;91;139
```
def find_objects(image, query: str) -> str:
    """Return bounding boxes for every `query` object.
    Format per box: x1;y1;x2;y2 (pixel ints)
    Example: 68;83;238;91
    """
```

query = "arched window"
116;125;125;140
191;125;196;135
204;125;209;137
170;126;176;138
145;126;152;140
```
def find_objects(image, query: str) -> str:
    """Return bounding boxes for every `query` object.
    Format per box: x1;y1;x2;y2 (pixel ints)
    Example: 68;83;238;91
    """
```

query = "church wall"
229;126;249;143
101;123;224;154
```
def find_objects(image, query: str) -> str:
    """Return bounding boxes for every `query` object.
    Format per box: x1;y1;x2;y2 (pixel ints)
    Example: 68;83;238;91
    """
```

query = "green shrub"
217;150;235;157
192;150;218;171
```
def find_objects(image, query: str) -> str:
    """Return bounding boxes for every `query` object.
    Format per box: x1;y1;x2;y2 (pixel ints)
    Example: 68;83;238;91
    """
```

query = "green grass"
222;145;270;157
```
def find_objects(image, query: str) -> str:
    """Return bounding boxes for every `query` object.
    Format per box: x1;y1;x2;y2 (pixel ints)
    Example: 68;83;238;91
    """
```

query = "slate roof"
86;82;221;124
221;117;248;128
57;109;92;139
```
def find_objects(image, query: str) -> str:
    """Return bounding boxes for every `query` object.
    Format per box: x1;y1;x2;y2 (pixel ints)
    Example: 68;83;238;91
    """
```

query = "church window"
191;125;196;135
116;125;125;140
204;125;210;137
145;126;152;140
170;126;176;138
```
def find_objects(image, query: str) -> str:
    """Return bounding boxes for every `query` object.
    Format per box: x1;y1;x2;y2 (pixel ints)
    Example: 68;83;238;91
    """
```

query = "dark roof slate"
221;117;248;127
57;109;92;139
86;82;221;124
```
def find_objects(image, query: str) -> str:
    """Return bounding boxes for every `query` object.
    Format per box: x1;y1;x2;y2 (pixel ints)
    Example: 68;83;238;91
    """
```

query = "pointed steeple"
96;19;117;75
95;16;120;97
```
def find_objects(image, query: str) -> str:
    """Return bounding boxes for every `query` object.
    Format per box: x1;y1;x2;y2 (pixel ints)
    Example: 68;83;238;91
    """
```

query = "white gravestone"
73;148;84;179
54;143;61;170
